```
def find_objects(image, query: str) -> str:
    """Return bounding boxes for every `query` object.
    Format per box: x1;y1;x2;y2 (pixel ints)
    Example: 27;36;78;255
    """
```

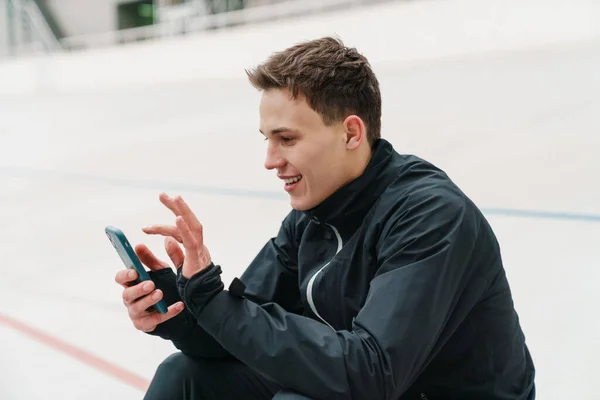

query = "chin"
290;198;308;211
290;192;326;211
289;196;316;211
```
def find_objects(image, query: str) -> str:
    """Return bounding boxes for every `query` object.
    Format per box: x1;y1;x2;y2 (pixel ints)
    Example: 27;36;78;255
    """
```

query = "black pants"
144;352;315;400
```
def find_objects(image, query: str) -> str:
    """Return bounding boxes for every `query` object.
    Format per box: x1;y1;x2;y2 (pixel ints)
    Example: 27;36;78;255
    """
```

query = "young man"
115;37;536;399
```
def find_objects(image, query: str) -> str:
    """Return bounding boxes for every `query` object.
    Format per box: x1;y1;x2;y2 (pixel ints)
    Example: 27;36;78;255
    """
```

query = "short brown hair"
246;36;382;146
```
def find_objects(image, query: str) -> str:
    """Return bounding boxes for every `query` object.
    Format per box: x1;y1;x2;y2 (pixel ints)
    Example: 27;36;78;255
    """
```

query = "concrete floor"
0;37;598;399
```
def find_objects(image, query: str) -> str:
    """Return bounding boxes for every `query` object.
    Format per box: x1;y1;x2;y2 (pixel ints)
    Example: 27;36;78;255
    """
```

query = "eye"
280;136;295;145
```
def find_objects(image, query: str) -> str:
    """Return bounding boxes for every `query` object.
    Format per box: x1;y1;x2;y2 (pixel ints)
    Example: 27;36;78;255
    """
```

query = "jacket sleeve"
145;267;232;358
147;210;302;359
177;191;488;399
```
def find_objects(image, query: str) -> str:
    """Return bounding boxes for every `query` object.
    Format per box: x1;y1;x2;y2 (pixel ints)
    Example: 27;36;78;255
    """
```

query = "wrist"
176;263;224;318
182;255;212;279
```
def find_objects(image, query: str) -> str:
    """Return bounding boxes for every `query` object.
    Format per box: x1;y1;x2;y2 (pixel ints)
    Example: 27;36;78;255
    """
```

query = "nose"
264;141;285;170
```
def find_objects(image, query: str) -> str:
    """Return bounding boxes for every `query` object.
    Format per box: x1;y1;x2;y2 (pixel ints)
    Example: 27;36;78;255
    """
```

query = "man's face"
259;89;352;211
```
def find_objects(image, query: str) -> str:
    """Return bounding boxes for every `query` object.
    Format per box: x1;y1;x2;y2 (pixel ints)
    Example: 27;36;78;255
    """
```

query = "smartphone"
105;225;168;314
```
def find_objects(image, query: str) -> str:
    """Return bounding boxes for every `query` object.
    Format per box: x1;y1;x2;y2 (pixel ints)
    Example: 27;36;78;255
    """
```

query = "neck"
302;138;393;225
346;143;373;182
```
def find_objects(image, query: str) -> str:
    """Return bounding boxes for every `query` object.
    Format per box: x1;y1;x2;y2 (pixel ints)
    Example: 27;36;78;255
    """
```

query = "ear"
342;115;367;150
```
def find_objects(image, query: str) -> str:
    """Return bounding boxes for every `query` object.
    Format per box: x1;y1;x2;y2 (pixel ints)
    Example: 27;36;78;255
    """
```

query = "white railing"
6;0;63;55
59;0;376;51
24;0;62;51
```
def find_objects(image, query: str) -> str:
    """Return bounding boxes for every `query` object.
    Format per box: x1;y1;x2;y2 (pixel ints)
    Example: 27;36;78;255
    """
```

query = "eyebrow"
259;127;298;136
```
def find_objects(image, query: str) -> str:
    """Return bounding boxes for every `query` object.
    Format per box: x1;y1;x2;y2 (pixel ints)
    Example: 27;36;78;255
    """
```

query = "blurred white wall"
0;0;599;96
41;0;120;37
0;0;8;59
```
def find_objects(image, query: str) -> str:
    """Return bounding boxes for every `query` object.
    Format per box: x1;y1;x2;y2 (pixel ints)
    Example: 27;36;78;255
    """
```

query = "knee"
152;351;219;382
145;352;206;399
154;352;194;378
272;390;315;400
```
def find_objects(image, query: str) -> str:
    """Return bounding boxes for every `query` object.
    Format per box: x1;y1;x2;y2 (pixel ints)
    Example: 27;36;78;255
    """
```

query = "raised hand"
143;193;212;279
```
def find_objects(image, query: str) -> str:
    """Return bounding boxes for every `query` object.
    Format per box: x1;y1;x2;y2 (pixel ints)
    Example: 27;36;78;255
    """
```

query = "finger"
134;243;169;272
176;216;198;253
115;269;138;288
174;195;205;243
129;289;163;318
133;301;185;333
142;225;183;243
159;192;182;217
146;301;185;331
164;236;184;268
122;280;155;305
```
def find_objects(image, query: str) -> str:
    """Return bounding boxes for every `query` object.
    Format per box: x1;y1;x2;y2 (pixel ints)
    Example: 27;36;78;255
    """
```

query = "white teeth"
284;176;302;184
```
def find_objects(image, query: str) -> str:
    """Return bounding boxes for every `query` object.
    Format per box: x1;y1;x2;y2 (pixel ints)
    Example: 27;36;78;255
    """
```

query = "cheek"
287;139;340;186
303;156;338;190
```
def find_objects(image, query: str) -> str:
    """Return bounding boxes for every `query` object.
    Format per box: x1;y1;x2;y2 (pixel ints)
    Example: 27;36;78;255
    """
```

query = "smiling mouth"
284;175;303;185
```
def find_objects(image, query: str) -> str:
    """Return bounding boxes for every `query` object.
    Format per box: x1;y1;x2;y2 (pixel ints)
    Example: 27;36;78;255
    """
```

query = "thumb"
134;244;169;271
164;236;184;269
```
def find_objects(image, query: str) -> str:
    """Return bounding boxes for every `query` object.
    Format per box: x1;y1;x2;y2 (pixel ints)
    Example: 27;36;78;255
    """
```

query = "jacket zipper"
306;222;343;330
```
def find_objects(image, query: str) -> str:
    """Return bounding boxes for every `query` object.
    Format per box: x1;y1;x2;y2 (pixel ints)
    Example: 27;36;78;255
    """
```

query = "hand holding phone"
106;225;169;314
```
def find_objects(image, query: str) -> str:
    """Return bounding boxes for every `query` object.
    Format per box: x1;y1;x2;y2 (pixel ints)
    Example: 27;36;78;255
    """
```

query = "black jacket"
148;138;536;400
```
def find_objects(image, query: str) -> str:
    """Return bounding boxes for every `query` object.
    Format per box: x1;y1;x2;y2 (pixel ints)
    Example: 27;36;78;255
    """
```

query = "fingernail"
143;282;152;291
176;302;184;310
128;270;135;279
152;291;161;300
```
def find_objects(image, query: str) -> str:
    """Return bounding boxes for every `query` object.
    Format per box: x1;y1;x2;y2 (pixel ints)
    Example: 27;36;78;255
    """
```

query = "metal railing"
4;0;63;57
59;0;380;51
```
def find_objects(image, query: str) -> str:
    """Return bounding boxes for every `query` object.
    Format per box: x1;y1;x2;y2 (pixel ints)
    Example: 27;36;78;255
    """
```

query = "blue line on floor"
480;208;600;223
1;165;599;223
0;165;289;200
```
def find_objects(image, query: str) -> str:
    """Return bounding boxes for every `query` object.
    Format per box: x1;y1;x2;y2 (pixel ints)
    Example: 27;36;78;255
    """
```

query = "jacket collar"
302;138;397;229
